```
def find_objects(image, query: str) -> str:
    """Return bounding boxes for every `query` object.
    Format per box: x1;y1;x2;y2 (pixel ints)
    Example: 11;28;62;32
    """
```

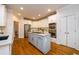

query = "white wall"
13;15;20;38
57;5;79;16
5;9;22;42
13;16;20;22
6;10;22;43
5;9;14;44
19;19;32;38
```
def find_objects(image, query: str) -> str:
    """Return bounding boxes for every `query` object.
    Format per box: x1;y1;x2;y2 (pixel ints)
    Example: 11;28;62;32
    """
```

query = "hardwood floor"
12;38;79;55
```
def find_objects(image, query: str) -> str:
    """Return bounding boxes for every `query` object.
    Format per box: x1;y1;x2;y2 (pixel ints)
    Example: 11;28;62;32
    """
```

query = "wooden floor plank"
12;38;79;55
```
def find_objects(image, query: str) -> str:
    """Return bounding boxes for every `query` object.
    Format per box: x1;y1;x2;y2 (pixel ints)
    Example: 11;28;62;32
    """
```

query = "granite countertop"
0;34;8;37
38;33;50;36
29;32;50;36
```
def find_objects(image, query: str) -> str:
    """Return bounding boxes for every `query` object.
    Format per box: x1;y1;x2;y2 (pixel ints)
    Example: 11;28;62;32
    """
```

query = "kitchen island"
28;32;51;54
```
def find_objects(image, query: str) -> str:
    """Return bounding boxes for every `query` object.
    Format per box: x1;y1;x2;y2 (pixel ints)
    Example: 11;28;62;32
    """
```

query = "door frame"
24;24;31;38
14;21;19;38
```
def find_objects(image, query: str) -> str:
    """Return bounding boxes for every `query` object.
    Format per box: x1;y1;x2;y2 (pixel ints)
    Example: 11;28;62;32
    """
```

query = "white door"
75;14;79;50
57;16;61;44
67;15;76;48
57;16;67;45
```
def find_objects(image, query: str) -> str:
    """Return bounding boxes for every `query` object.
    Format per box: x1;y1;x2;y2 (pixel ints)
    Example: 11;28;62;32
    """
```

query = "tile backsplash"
0;26;5;34
31;27;49;33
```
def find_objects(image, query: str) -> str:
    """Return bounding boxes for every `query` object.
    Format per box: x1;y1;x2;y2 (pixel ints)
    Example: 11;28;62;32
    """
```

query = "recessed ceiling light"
20;7;23;10
38;14;41;16
33;17;35;19
18;13;21;16
48;9;51;12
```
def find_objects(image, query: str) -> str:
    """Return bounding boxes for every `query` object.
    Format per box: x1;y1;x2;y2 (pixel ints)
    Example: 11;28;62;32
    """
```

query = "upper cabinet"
0;5;7;26
48;15;57;23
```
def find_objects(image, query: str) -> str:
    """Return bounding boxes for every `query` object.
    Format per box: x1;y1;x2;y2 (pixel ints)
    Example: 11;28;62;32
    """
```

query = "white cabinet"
43;35;51;53
28;33;51;54
0;5;6;26
57;16;67;45
57;17;67;45
34;37;38;47
0;44;11;55
74;14;79;50
37;36;43;52
67;15;76;48
57;14;79;50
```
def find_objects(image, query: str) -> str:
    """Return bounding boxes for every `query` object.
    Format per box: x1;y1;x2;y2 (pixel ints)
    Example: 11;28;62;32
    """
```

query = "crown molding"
24;11;56;21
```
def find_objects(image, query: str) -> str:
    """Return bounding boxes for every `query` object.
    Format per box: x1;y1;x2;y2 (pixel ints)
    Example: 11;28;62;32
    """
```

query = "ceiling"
7;4;67;20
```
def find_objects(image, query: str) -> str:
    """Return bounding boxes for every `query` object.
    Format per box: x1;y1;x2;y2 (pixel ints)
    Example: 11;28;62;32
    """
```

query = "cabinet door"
33;36;38;47
37;36;43;52
67;15;76;48
28;34;32;42
75;14;79;50
43;36;51;54
57;16;67;45
0;5;6;26
57;16;61;44
0;45;10;55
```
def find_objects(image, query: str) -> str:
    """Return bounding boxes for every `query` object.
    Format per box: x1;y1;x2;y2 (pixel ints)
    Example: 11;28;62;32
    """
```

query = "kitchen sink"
0;35;9;41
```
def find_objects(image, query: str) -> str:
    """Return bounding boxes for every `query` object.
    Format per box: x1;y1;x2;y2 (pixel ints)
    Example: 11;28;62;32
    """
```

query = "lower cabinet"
37;36;43;52
33;37;38;47
28;33;51;54
0;44;11;55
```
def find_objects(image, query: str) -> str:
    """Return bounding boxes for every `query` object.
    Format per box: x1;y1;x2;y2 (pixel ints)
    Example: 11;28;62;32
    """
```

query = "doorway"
24;24;31;38
14;21;19;38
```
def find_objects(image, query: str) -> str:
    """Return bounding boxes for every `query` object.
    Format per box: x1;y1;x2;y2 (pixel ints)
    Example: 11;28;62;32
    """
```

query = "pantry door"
75;14;79;50
60;16;67;46
67;15;76;48
57;16;67;45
